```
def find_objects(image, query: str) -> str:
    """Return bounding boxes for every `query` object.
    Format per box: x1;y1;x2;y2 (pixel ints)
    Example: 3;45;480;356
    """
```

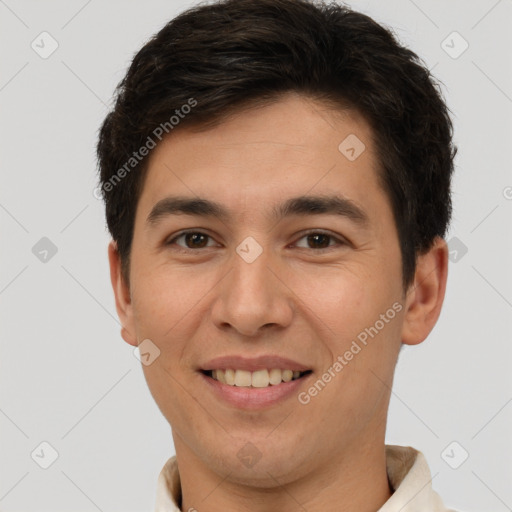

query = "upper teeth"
211;369;302;387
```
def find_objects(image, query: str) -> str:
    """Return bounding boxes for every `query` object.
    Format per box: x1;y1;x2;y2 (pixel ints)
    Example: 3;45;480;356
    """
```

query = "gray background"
1;0;511;510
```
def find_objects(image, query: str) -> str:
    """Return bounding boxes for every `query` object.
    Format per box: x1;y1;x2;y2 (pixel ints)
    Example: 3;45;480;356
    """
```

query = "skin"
109;92;448;512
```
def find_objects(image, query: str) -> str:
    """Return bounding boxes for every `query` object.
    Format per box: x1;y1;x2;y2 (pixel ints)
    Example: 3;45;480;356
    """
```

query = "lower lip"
200;372;312;410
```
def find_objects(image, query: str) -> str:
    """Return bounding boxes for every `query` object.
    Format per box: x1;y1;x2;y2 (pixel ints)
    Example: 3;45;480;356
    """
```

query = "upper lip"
200;355;311;372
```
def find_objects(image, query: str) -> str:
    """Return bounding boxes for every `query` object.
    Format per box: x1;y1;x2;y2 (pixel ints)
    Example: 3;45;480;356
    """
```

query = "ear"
108;241;137;346
401;236;449;346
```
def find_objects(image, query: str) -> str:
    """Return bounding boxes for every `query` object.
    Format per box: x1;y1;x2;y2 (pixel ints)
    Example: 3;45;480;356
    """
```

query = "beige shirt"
154;444;457;512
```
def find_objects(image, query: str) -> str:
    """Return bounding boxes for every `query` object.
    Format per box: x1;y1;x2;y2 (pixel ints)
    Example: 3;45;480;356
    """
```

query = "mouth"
198;355;314;408
200;368;313;388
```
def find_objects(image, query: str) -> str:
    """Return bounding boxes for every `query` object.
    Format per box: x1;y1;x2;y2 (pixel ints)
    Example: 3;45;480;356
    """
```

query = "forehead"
136;93;388;226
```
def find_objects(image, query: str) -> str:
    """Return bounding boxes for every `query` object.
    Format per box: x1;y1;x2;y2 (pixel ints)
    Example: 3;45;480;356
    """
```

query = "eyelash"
165;229;348;253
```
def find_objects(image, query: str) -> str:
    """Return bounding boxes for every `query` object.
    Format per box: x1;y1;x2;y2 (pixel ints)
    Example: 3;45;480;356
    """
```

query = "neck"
173;434;392;512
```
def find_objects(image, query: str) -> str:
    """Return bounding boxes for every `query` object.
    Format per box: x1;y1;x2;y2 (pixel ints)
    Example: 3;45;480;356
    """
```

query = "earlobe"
108;241;138;347
401;237;449;346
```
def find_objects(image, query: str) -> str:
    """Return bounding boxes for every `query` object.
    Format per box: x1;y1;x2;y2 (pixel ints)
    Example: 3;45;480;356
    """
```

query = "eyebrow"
146;194;369;227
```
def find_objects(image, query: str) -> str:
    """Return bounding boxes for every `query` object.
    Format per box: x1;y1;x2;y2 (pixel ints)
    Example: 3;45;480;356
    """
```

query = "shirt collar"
154;444;451;512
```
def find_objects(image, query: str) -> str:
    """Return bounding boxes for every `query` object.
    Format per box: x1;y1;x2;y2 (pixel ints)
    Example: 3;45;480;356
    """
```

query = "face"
109;93;445;487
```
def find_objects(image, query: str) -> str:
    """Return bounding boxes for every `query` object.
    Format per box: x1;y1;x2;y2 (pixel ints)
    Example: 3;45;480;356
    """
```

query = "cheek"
294;261;400;347
131;265;209;425
304;277;403;428
298;261;404;419
130;261;211;341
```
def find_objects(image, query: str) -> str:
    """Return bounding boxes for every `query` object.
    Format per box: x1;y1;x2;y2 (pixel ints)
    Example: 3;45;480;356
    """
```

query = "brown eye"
183;232;209;248
166;231;216;250
306;233;331;249
294;231;344;250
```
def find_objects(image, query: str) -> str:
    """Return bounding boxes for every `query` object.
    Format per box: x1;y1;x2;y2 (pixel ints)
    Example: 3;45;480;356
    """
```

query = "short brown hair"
96;0;456;288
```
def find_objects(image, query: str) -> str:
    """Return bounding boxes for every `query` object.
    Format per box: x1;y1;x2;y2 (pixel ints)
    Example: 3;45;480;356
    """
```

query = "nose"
210;244;294;337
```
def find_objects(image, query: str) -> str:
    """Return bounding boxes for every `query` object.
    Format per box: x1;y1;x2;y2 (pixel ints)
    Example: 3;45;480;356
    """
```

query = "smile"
204;368;312;388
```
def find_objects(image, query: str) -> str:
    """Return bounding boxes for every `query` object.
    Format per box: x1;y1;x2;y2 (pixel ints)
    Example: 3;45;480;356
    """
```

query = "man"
96;0;458;510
